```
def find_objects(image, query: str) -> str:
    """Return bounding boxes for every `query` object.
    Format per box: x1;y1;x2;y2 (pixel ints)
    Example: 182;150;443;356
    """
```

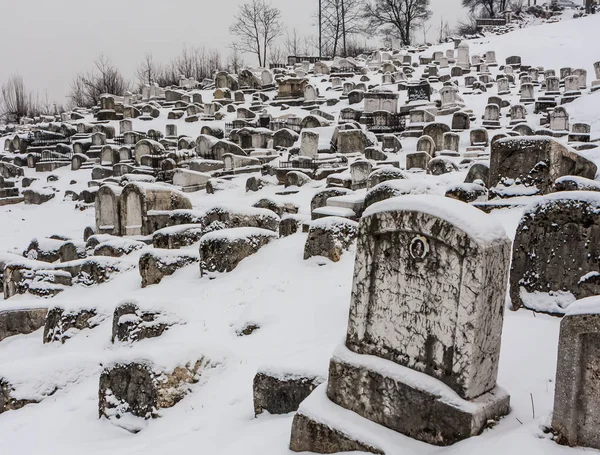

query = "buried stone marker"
290;195;512;451
510;192;600;315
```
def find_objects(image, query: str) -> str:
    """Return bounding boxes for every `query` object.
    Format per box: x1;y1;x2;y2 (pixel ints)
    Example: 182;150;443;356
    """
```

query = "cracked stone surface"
345;209;511;400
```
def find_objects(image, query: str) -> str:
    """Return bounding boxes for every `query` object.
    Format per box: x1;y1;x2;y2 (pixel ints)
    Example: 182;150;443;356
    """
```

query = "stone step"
327;194;365;213
0;196;24;207
289;384;410;455
0;188;19;198
312;206;357;221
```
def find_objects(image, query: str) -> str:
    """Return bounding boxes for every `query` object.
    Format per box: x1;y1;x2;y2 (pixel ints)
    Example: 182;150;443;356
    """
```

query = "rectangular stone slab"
326;344;510;446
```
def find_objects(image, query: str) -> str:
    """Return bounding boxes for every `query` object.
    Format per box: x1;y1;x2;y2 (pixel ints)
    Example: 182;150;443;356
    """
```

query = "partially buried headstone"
290;195;512;452
510;192;600;315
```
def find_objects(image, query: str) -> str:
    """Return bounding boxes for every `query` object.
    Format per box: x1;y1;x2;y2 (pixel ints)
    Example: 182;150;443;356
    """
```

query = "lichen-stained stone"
43;307;100;344
510;192;600;314
552;301;600;449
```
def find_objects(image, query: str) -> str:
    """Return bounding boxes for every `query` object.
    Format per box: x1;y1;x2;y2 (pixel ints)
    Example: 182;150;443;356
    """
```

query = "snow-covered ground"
1;9;600;455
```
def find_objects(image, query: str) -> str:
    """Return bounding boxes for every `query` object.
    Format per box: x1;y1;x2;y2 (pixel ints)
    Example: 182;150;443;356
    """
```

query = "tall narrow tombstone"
289;196;512;451
553;301;600;449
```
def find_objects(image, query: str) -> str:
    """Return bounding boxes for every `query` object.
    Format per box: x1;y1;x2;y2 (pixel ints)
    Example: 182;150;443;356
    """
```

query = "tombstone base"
325;344;510;447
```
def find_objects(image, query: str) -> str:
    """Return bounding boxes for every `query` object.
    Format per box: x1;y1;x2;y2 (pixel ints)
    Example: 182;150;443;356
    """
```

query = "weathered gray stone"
99;360;207;431
139;250;198;287
0;308;48;342
490;137;597;197
510;192;600;314
43;307;99;343
303;217;358;262
253;371;323;416
199;228;277;274
152;225;204;249
112;302;173;343
445;183;488;203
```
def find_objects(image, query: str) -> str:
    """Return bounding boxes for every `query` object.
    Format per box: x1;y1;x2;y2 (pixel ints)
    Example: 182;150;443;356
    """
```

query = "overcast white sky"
0;0;465;103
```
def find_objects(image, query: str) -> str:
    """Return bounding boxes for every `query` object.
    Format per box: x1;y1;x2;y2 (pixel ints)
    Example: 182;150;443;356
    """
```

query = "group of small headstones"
1;39;600;451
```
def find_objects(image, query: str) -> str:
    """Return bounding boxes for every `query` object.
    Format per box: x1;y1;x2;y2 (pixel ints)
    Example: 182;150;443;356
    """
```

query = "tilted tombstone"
569;122;591;142
416;134;436;155
119;119;133;135
470;128;489;147
550;107;569;132
560;67;573;80
349;160;373;190
489;136;597;196
423;123;451;151
552;301;600;449
482;104;501;129
442;132;460;153
451;111;470;130
497;78;510;95
509;104;527;125
289;196;512;450
545;76;560;95
300;131;319;159
510;192;600;314
573;69;587;90
456;41;470;71
485;50;498;66
406;151;431;170
520;83;535;103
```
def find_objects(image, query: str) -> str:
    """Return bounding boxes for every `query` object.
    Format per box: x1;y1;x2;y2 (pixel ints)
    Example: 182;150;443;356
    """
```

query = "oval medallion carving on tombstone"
410;235;429;259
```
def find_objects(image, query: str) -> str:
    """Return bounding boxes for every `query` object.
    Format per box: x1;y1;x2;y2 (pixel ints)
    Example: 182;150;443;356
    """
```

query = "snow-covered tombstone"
349;159;372;190
552;299;600;449
99;359;211;432
482;103;501;129
550;106;570;133
119;183;192;236
95;185;123;236
489;136;597;197
510;192;600;315
303;217;358;263
290;196;512;451
299;131;318;159
199;228;277;275
520;83;535;103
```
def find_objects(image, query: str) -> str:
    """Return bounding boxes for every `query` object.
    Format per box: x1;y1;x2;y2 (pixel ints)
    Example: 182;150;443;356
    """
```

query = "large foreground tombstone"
489;136;597;197
510;192;600;315
552;298;600;449
290;196;512;452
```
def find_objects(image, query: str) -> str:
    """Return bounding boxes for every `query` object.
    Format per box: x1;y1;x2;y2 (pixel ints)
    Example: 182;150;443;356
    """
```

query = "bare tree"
68;55;129;108
229;0;283;67
320;0;364;57
362;0;432;46
227;49;245;74
0;75;28;120
462;0;509;18
437;17;450;42
285;29;301;56
136;53;161;87
268;45;286;66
